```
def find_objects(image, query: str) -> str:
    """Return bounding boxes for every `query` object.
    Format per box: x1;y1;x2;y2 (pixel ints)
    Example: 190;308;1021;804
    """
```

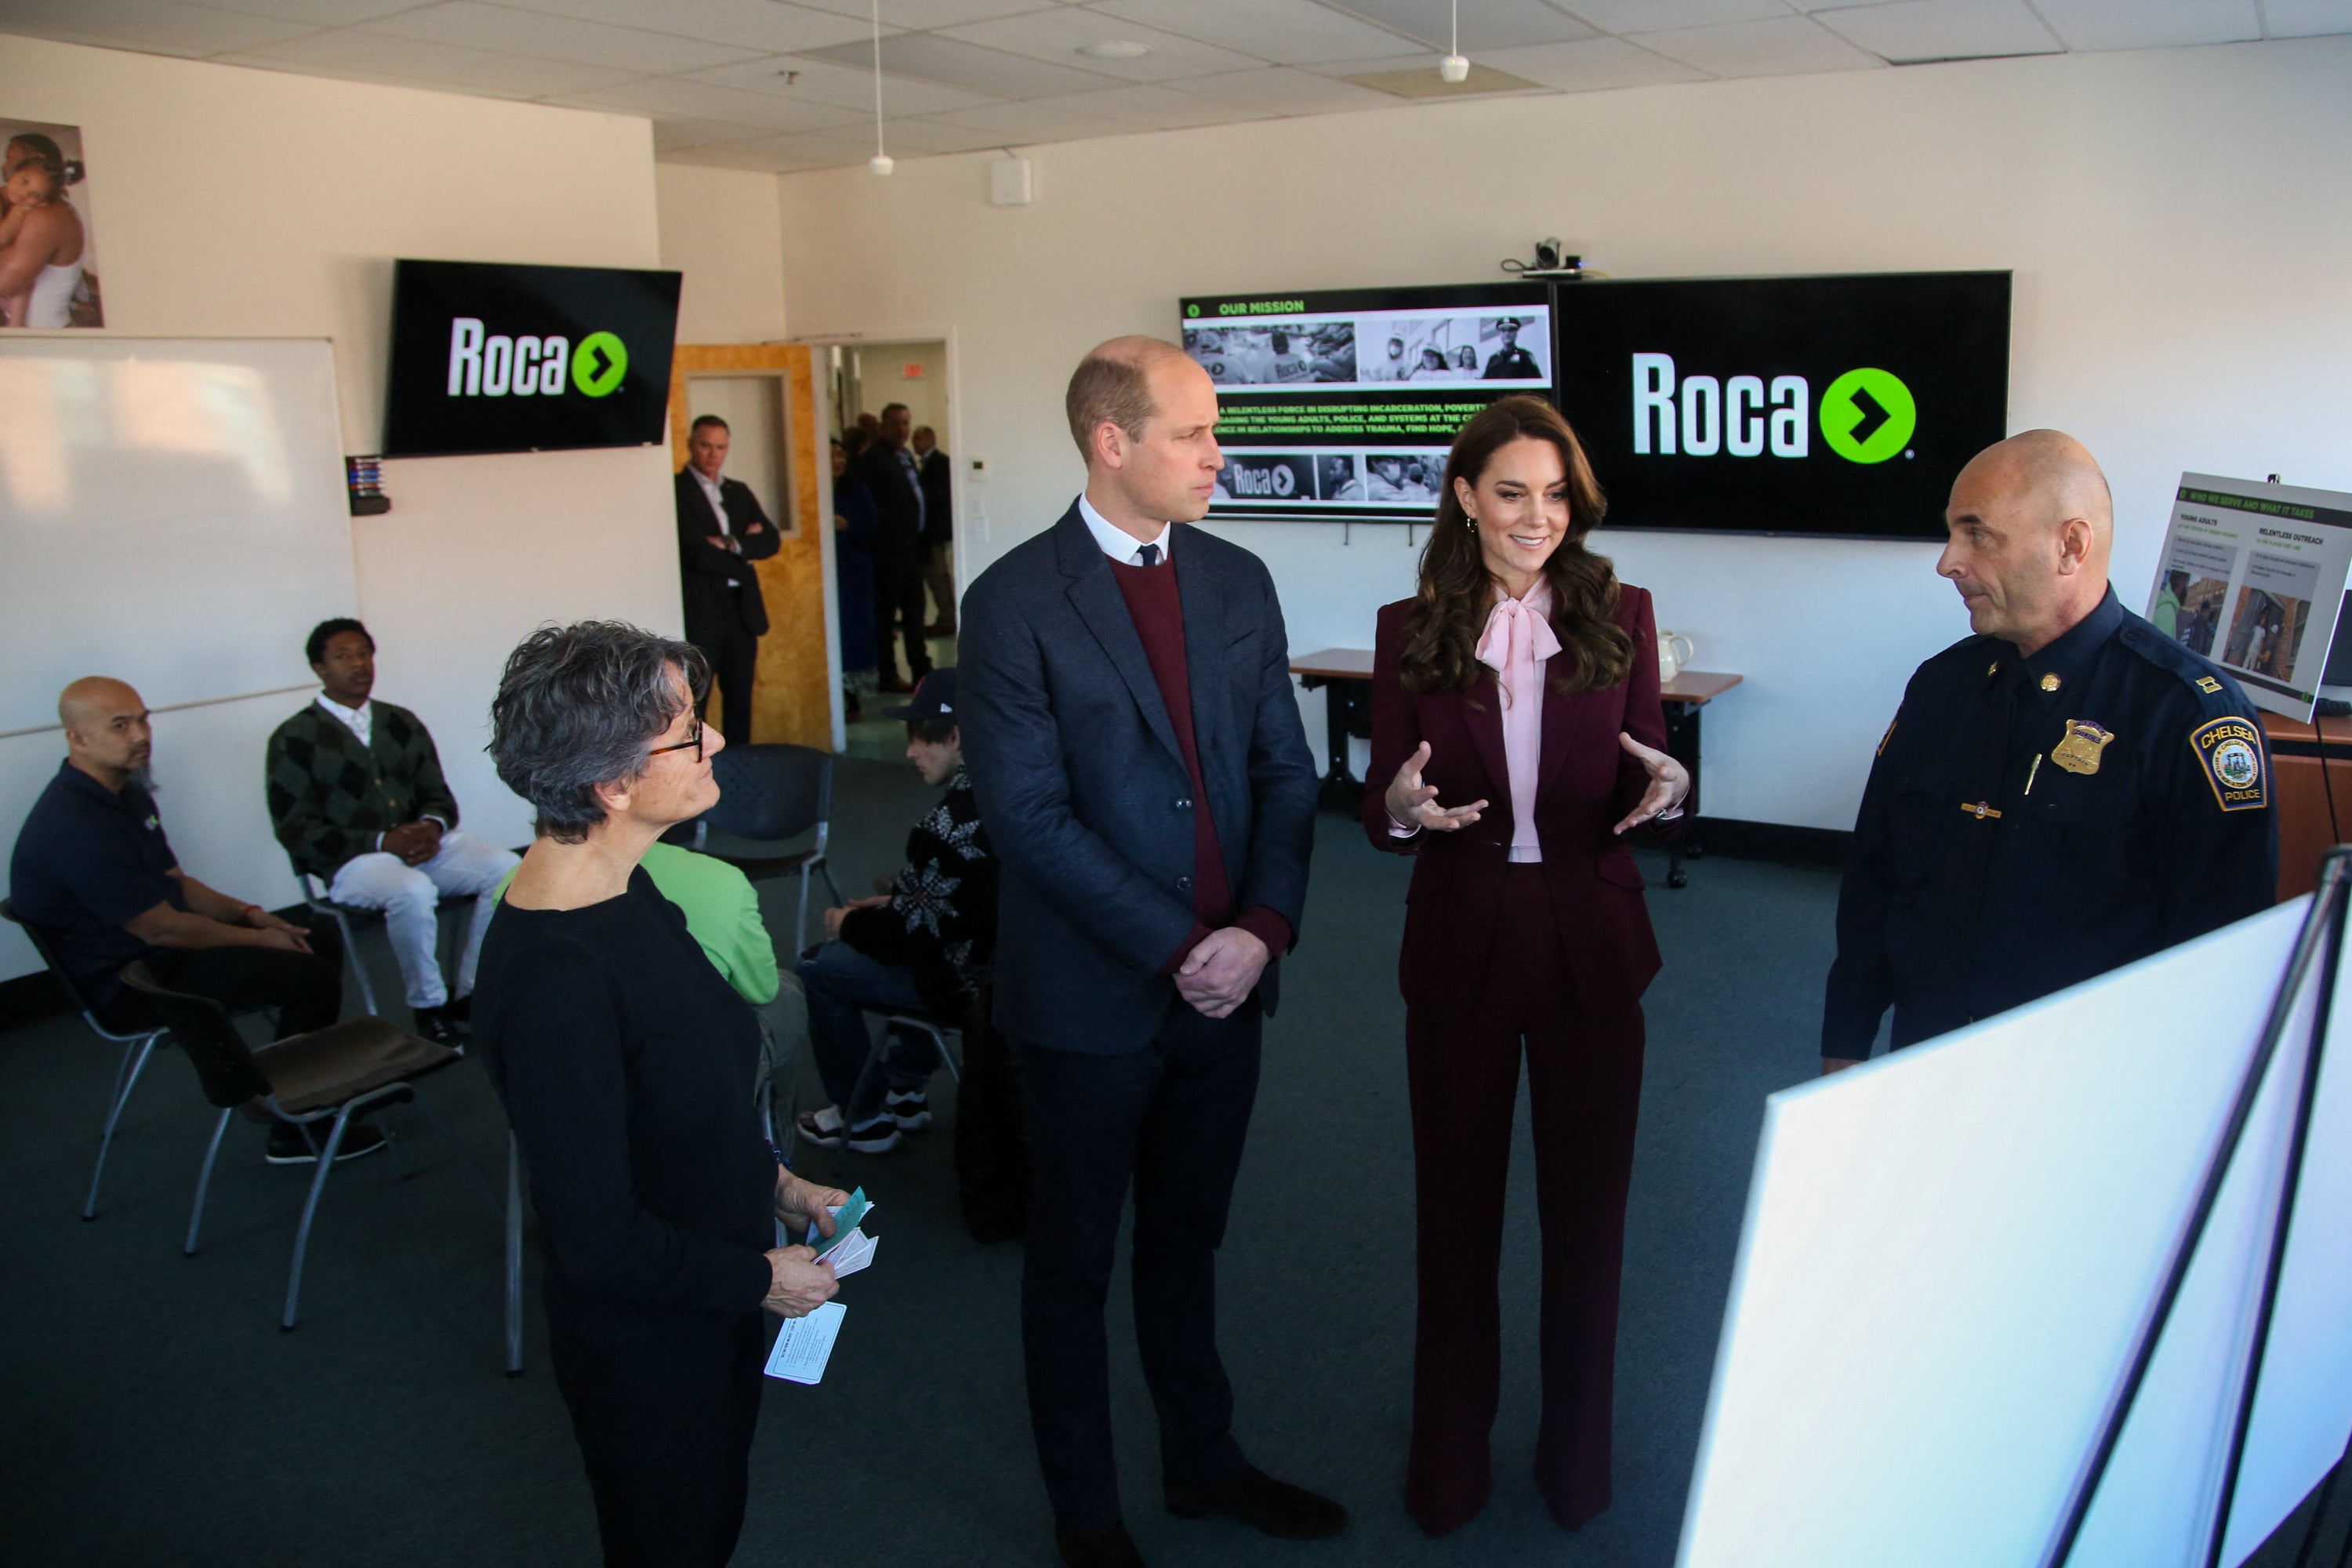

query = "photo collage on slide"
2150;476;2352;708
1183;302;1549;514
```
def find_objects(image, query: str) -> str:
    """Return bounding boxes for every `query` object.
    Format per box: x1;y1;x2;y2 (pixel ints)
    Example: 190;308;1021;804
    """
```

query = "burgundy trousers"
1403;862;1647;1534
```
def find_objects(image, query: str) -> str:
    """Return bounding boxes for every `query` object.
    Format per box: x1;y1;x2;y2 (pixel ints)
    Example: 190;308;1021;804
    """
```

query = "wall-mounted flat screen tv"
1550;270;2011;542
382;260;682;459
1178;282;1552;522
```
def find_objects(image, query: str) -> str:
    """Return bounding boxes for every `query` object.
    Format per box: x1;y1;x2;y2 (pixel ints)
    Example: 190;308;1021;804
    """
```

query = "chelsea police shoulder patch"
2190;717;2267;811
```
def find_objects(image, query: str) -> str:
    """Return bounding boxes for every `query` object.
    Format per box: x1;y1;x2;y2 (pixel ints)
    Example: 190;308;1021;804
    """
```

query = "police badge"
2051;720;2114;776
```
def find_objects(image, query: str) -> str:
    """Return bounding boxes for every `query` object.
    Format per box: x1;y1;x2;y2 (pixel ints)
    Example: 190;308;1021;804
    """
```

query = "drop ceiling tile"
651;115;775;151
1629;13;1885;74
799;32;1123;96
1083;0;1425;65
0;0;318;56
361;2;769;73
226;30;640;93
1030;82;1276;128
927;96;1149;143
1559;0;1792;31
1811;0;2060;61
497;0;879;53
208;0;433;23
2263;0;2352;35
868;118;1019;154
2031;0;2259;49
681;54;1003;114
938;8;1265;80
1475;36;1714;89
789;0;1070;24
551;77;871;130
1320;0;1600;50
658;138;848;171
1174;65;1402;113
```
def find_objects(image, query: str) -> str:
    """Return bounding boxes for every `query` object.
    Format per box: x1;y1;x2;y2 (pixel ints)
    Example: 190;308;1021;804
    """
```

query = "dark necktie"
1136;543;1162;568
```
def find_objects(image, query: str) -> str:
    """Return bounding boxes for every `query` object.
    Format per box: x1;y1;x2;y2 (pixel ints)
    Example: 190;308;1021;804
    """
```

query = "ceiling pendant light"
1439;0;1469;82
868;0;893;176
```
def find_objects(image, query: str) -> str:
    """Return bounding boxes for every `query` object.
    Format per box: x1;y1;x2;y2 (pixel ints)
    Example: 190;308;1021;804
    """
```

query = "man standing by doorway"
856;402;933;694
674;414;779;741
913;423;955;637
961;336;1337;1568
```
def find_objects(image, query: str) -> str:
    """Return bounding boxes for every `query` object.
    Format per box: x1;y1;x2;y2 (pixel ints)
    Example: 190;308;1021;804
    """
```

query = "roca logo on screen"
1629;353;1916;465
446;318;630;399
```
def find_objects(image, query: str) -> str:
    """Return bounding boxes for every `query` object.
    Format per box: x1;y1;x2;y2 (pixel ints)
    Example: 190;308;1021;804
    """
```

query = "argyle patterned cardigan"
264;702;460;882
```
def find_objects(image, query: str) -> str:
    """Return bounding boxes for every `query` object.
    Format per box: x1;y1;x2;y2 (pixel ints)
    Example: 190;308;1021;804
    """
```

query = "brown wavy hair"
1396;394;1632;696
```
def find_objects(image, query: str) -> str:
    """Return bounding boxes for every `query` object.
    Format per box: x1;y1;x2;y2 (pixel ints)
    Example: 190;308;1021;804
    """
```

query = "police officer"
1823;430;2278;1073
1481;319;1540;380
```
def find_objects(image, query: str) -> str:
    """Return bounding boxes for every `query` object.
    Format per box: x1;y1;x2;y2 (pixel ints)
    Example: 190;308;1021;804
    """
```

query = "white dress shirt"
1077;493;1173;566
318;692;372;746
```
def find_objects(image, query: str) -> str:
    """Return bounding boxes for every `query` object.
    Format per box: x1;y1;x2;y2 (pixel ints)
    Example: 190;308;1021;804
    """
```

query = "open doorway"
829;338;954;762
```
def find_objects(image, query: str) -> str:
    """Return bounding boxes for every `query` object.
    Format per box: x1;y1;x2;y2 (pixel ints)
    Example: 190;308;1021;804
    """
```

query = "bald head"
1065;336;1197;460
1939;430;2116;656
58;677;152;790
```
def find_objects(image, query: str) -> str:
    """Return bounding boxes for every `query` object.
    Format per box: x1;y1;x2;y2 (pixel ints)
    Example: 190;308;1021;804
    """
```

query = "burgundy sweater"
1106;554;1295;973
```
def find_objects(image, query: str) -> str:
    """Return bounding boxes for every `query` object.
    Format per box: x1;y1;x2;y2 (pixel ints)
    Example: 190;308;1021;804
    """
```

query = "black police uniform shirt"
8;760;183;999
1824;587;2278;1057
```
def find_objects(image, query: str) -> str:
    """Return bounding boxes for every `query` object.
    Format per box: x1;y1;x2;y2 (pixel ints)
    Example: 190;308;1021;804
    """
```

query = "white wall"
769;38;2352;832
0;34;680;983
656;162;787;344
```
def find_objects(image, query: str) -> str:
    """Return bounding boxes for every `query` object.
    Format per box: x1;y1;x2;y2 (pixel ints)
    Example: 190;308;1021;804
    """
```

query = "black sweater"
473;867;773;1316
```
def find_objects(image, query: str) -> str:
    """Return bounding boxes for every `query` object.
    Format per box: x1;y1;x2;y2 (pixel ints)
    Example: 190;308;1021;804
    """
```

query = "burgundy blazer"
1362;585;1668;1017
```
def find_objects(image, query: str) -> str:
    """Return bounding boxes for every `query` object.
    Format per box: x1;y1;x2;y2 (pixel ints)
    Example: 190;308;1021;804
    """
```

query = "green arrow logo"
1819;368;1915;463
572;331;629;397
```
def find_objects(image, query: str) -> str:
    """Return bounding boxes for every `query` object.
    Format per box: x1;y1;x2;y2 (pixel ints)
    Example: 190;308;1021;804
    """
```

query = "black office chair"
3;898;176;1221
683;744;844;952
118;963;506;1333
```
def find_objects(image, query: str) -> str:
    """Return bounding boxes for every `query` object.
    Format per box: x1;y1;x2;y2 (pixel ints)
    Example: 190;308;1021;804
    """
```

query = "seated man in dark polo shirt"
9;677;379;1165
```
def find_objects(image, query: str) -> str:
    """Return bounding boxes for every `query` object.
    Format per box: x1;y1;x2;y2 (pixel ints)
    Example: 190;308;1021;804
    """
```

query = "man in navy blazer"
960;338;1335;1568
674;415;779;742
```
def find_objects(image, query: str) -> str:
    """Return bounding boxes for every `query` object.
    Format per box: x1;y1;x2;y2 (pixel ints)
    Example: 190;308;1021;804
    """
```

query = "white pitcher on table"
1657;630;1694;684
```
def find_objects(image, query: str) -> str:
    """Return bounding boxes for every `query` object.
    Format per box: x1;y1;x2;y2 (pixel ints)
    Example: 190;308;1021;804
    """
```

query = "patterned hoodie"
837;766;996;1015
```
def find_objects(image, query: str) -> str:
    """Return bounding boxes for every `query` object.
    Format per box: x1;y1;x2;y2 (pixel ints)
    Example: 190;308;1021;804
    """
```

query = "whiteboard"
1679;900;2352;1567
0;336;357;735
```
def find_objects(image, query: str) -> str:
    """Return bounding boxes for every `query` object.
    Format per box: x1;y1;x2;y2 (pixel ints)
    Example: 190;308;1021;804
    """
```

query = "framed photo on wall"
1;118;102;328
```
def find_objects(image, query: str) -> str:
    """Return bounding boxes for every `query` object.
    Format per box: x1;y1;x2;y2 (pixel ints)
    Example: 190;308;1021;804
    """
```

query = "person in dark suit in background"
673;414;779;742
960;336;1338;1568
855;402;932;694
1364;394;1688;1537
913;423;956;637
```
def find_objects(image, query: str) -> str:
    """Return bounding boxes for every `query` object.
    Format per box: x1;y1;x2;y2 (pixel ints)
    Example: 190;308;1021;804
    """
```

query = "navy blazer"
960;504;1319;1054
674;468;779;640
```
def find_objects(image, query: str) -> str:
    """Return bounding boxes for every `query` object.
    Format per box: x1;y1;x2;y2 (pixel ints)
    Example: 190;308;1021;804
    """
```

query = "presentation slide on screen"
1181;285;1548;520
2147;473;2352;720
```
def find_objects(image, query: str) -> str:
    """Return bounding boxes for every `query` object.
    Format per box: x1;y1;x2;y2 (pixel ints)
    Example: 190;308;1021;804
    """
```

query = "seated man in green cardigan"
265;619;517;1044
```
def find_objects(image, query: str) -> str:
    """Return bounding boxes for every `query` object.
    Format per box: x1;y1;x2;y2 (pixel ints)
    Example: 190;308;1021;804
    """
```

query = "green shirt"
494;842;779;1006
2153;584;2182;638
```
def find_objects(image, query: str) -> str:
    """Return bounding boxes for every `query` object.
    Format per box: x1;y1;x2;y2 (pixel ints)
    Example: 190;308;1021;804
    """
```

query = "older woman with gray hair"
473;620;844;1567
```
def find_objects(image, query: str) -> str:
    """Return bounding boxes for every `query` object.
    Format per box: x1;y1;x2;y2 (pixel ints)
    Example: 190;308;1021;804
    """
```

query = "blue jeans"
798;941;938;1123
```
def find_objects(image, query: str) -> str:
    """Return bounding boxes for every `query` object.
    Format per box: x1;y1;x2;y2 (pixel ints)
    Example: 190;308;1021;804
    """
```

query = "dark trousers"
1403;864;1646;1533
105;920;346;1040
691;615;759;746
873;548;931;684
1018;997;1261;1527
546;1287;768;1568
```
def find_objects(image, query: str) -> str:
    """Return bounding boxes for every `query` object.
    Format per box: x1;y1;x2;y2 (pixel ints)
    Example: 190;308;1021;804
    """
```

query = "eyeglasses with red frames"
648;715;705;761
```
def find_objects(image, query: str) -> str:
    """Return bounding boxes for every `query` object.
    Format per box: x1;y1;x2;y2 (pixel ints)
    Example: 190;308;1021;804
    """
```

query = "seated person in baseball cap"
797;669;997;1154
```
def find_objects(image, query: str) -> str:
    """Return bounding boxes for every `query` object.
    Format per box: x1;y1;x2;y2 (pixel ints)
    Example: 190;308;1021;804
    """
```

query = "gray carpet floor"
1;757;2340;1566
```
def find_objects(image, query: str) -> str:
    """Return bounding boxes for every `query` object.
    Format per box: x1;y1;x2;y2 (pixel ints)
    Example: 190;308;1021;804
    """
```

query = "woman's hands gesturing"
1384;741;1487;833
1612;731;1690;835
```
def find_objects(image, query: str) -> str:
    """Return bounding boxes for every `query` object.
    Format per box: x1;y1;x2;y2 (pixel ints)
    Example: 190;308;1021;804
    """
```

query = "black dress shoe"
1054;1521;1144;1568
410;1005;463;1047
441;994;472;1028
1165;1467;1348;1540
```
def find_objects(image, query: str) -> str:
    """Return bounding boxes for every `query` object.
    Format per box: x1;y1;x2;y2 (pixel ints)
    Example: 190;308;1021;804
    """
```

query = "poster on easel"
2146;473;2352;722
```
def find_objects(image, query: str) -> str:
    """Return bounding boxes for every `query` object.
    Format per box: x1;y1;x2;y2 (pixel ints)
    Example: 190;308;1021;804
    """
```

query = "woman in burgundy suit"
1363;394;1688;1537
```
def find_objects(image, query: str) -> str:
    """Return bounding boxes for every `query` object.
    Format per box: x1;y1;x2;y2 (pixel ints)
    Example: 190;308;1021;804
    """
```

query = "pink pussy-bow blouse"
1477;581;1559;863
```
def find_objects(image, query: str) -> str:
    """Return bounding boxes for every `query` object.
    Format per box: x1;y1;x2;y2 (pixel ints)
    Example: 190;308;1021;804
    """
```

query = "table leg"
1662;699;1704;889
1305;674;1370;815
